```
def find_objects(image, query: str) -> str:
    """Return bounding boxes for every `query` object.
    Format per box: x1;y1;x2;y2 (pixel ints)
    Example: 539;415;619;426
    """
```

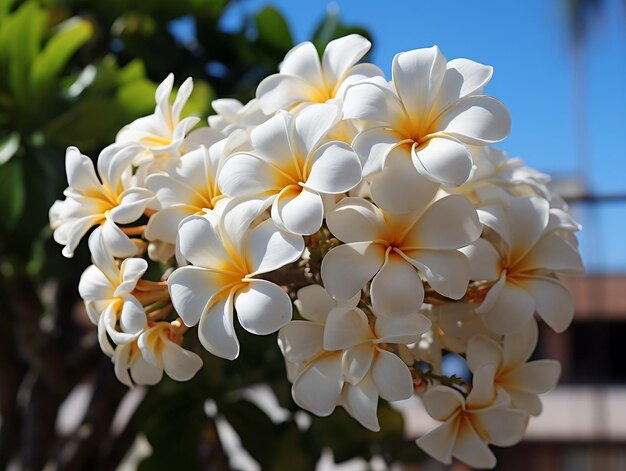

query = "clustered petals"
50;37;583;470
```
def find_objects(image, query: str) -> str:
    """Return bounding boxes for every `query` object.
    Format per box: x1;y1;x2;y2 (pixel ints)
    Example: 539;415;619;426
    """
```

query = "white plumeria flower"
144;142;230;247
218;103;363;235
343;46;510;191
168;200;304;360
116;74;200;159
114;321;203;387
78;229;148;355
208;98;268;135
279;285;429;431
417;364;529;469
279;284;361;381
322;195;481;315
50;145;153;257
432;304;496;354
466;320;560;416
451;146;558;207
256;34;383;114
463;197;583;334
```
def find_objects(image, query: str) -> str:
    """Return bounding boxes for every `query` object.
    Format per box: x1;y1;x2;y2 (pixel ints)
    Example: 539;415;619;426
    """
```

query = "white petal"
322;34;371;86
172;77;193;121
375;313;431;344
323;306;372;351
416;420;458;465
412;137;473;186
65;147;101;194
403;249;470;300
343;81;407;127
110;188;154;224
467;364;497;407
507;197;550;260
459;239;501;281
503;360;561;394
273;187;324;236
436;58;493;113
292;353;343;416
437;95;511;144
235;279;292;335
325;197;387;243
293;103;340;156
168;266;229;326
503;319;538;366
402;195;480;250
392;46;446;121
246;218;304;274
115;258;148;297
421;385;464;421
304;142;362;194
102;217;138;258
98;144;142;192
321;242;385;301
220;196;273;252
119;297;147;335
198;293;239;360
453;417;497;469
61;215;101;258
522;276;574;333
218;152;281;198
177;215;229;268
352;126;404;175
79;265;113;301
249;111;295;169
278;321;324;363
369;149;440;214
342;343;375;385
480;280;535;335
371;349;413;401
113;343;133;387
256;74;317;113
279;41;324;87
343;377;380;432
506;390;543;416
130;352;163;385
474;407;529;447
161;339;203;381
466;335;503;373
522;232;584;273
370;252;424;317
294;284;340;324
145;205;194;245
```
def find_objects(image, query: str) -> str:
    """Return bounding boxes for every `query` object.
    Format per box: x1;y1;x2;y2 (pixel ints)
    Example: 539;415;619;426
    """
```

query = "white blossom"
218;103;362;235
168;200;304;359
50;145;153;257
343;46;510;200
257;34;383;114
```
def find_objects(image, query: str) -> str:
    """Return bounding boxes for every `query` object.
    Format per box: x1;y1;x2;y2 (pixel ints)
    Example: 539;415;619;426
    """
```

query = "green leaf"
0;157;25;232
5;2;48;108
0;0;17;24
44;96;128;152
255;6;293;52
30;18;93;103
116;79;157;117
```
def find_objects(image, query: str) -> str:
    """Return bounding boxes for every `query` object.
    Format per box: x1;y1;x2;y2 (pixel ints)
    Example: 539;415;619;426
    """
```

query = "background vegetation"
0;1;425;469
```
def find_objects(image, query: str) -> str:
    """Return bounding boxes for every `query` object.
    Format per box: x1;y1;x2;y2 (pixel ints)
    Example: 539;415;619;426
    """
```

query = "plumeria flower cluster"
50;34;583;468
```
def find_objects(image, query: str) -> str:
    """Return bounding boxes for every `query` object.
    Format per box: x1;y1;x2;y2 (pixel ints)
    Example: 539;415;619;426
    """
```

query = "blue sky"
220;0;626;272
